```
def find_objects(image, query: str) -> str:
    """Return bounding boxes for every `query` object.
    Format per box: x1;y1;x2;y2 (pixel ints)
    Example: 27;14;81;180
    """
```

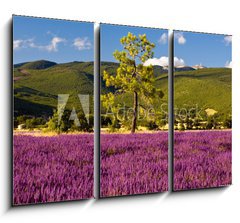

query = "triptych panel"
173;31;232;191
100;24;169;197
13;15;232;205
13;16;94;205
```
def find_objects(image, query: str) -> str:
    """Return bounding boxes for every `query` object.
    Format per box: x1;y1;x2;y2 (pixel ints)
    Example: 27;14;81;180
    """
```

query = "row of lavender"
174;131;232;190
13;131;231;205
14;135;94;204
100;133;168;197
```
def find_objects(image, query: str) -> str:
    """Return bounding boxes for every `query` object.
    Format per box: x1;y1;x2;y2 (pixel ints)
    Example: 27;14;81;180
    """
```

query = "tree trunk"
131;91;138;133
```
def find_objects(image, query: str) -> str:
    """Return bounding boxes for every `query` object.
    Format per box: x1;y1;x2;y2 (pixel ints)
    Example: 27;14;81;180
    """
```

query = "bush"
157;119;167;128
179;123;185;131
185;117;193;130
108;118;121;132
101;115;112;127
205;116;218;129
147;121;158;130
14;115;28;128
14;116;47;129
47;109;94;133
223;116;232;128
205;121;213;130
193;118;200;129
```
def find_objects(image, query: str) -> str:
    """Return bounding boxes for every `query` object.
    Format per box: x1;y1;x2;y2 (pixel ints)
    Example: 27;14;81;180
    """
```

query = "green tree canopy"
102;32;164;133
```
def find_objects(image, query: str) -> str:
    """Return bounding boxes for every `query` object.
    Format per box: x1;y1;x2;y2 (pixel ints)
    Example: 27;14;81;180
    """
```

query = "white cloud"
225;60;232;68
45;37;66;52
144;56;185;67
178;35;186;44
73;37;92;50
13;40;24;50
13;37;65;52
144;57;168;67
175;32;186;45
158;33;167;44
14;35;92;52
224;35;232;45
174;57;185;66
13;39;34;50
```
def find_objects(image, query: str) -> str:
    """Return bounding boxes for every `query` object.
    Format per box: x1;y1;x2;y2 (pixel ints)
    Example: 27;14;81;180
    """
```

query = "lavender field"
13;134;94;205
13;130;231;204
100;133;169;197
174;130;232;191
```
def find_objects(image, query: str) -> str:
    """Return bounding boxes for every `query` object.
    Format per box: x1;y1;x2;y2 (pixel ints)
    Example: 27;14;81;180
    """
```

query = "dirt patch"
205;108;217;116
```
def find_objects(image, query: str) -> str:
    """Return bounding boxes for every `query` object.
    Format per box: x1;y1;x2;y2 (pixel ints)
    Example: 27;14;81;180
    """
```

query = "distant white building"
192;64;206;70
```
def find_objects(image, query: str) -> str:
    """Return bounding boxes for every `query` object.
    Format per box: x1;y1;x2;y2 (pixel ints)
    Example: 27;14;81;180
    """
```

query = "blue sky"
174;31;232;68
13;16;94;64
101;24;168;65
13;17;232;68
100;24;232;68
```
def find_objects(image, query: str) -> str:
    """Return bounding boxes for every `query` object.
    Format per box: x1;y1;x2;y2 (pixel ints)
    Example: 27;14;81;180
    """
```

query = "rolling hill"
14;60;94;117
173;68;232;116
13;60;232;119
14;60;57;70
100;62;231;118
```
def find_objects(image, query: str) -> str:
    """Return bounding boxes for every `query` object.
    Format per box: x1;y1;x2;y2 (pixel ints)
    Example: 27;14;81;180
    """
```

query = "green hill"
100;63;231;119
14;61;94;117
15;60;57;70
173;68;232;116
14;60;232;120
